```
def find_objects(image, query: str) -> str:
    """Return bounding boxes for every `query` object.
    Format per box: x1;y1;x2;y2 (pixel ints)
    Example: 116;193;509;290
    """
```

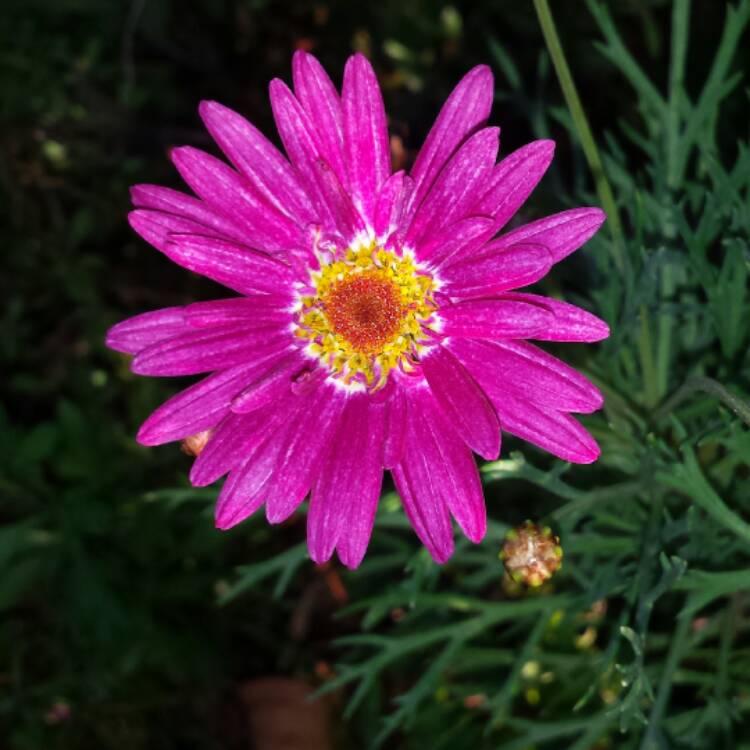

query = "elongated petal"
264;385;347;523
449;338;603;413
382;386;408;469
198;100;316;226
132;326;289;376
129;209;217;253
213;401;301;527
392;392;454;563
164;234;294;297
495;207;606;262
308;396;384;565
502;292;610;342
137;362;261;446
106;307;187;354
342;54;390;225
416;395;487;542
230;353;303;413
472;140;555;233
439;298;552;339
130;184;252;245
193;401;291;487
184;297;290;328
373;171;410;239
408;65;494;211
417;216;494;266
489;392;600;463
406;127;499;248
441;242;552;298
292;51;346;186
422;346;500;460
312;158;365;240
171;146;302;251
269;79;344;230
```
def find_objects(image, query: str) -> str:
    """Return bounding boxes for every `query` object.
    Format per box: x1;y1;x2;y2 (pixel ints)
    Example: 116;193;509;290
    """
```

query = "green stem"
638;305;659;408
533;0;625;273
639;612;691;750
666;0;691;189
655;376;750;428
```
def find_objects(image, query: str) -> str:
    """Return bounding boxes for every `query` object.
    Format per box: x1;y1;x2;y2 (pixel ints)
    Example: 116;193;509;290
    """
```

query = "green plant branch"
659;448;750;544
639;612;691;750
655;376;750;427
666;0;691;188
533;0;625;273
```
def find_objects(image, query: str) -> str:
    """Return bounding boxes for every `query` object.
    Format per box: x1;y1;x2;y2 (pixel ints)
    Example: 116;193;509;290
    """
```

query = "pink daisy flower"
107;52;608;568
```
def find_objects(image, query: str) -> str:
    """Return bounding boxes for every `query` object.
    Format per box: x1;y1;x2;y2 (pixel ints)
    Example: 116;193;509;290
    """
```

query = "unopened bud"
500;521;562;587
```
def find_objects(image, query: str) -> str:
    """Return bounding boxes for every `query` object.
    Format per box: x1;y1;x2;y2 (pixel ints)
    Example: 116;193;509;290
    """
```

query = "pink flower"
107;53;608;568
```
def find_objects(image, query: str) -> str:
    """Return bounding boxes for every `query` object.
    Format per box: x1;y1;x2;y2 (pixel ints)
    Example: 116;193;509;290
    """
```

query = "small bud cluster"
501;521;563;587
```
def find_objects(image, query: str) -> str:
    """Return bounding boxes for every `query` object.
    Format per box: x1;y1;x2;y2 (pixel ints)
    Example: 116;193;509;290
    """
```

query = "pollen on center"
294;242;439;390
323;271;404;353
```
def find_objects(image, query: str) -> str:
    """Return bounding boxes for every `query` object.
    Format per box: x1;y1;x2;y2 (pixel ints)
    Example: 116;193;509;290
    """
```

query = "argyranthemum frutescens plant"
107;51;607;567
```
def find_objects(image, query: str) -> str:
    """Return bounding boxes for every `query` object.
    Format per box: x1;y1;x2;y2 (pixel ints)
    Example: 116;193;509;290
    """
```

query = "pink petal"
406;127;499;248
392;391;455;563
171;146;302;252
131;326;290;376
382;386;408;469
373;171;411;239
502;292;610;342
416;394;487;543
417;216;494;266
193;400;291;488
184;297;290;328
489;393;600;463
164;234;294;297
441;242;552;298
212;401;301;528
269;79;345;231
408;65;494;214
449;338;603;413
106;307;187;354
128;209;220;253
292;51;346;187
472;140;555;233
136;362;260;446
264;385;347;524
421;346;500;460
495;207;606;263
312;158;365;240
198;100;316;226
439;298;553;339
308;396;384;566
130;184;252;245
230;353;304;414
342;54;390;225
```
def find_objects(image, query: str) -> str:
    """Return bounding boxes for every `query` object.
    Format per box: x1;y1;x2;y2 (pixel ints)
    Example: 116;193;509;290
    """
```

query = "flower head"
107;52;608;568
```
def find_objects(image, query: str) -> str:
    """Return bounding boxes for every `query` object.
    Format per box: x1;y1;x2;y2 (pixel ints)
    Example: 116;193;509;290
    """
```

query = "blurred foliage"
2;0;750;748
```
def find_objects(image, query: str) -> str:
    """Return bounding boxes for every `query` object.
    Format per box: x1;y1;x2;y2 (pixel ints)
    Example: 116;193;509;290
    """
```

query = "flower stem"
655;376;750;428
532;0;625;273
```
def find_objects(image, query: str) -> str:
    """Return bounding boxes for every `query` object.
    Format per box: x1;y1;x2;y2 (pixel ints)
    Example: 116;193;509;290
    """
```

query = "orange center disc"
322;271;404;354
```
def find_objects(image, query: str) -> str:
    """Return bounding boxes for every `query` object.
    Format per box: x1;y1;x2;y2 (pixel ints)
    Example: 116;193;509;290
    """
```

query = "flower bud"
500;521;562;587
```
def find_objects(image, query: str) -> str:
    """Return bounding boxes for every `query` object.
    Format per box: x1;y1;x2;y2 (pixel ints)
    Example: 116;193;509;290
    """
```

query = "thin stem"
655;376;750;427
533;0;625;273
638;305;659;409
666;0;691;189
639;612;691;750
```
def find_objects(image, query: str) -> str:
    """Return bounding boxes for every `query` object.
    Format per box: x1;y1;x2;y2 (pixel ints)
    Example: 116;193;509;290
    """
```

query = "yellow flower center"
294;241;439;390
